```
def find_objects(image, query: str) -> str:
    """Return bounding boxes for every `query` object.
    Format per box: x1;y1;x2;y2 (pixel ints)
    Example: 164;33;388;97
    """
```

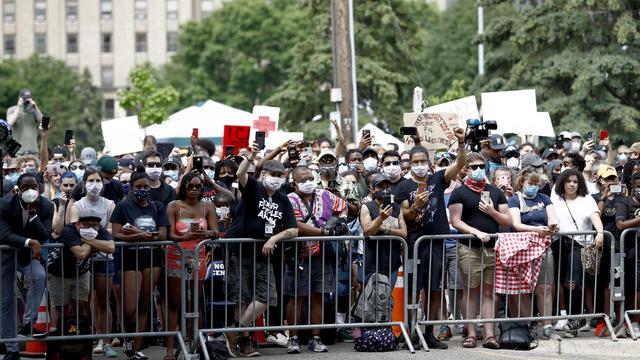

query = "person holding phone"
449;152;511;349
110;167;169;360
6;89;43;155
508;170;561;340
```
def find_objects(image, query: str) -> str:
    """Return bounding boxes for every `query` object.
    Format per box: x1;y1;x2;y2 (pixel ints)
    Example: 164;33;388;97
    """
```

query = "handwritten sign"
403;112;460;152
223;125;251;155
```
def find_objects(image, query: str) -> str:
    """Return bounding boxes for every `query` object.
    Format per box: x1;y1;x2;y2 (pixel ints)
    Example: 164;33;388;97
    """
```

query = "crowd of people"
1;89;640;359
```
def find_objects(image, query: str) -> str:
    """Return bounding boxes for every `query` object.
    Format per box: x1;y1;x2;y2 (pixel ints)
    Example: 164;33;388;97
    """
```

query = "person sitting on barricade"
223;144;298;358
507;170;561;340
449;152;511;350
284;165;349;354
0;173;53;360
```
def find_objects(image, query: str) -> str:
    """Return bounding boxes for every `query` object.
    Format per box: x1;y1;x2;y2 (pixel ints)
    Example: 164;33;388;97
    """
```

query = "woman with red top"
164;171;219;360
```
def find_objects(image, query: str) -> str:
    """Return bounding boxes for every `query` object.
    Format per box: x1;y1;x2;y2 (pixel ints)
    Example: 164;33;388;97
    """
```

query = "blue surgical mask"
469;168;485;182
523;185;539;198
164;170;179;182
205;169;215;179
5;172;19;183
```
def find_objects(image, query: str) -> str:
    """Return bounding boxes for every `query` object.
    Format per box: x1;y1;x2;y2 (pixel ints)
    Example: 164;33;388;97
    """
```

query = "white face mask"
435;166;447;173
263;175;284;192
86;182;103;196
145;167;162;181
506;157;520;169
383;165;401;178
571;141;581;152
21;189;39;203
297;180;317;194
79;227;98;240
216;206;230;219
363;158;378;171
561;166;569;173
411;165;430;178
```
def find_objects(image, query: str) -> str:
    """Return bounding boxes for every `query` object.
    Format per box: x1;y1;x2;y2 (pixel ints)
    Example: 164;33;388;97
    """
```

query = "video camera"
0;120;21;157
464;118;497;152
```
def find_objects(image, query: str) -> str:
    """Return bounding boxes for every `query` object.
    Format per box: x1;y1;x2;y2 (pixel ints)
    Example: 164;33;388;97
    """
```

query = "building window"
135;0;147;21
68;65;79;73
101;33;112;53
35;33;47;54
201;0;214;17
3;0;15;23
67;33;78;53
103;99;115;119
66;0;78;21
135;32;147;53
167;31;178;52
34;0;46;22
3;35;15;56
101;66;114;88
167;0;178;20
101;0;112;20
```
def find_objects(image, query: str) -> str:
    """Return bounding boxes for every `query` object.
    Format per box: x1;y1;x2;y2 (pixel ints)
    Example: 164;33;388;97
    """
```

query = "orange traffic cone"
391;267;405;337
252;315;266;345
22;294;49;357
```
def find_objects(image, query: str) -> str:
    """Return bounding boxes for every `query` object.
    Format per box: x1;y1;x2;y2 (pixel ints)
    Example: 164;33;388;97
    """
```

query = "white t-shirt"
552;195;599;246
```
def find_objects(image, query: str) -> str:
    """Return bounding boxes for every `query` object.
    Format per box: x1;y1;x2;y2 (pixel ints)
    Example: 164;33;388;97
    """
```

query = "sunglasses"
187;183;203;190
468;164;486;170
69;164;86;171
383;160;400;166
146;162;162;168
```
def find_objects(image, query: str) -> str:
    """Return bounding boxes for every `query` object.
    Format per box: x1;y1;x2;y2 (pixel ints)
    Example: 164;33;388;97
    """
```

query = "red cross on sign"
252;116;276;136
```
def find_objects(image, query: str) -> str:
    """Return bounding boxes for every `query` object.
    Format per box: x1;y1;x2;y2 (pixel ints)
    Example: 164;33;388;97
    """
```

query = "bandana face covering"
464;177;487;193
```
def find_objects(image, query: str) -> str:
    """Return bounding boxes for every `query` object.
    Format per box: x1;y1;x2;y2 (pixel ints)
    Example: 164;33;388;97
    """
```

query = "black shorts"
407;238;444;293
121;247;162;272
552;237;584;287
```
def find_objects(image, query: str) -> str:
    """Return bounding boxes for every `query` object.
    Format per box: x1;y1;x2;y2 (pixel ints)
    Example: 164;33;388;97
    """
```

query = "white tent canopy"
357;123;405;152
144;100;254;140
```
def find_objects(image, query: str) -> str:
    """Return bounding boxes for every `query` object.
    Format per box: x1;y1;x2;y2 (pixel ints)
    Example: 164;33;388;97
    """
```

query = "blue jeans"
1;255;47;353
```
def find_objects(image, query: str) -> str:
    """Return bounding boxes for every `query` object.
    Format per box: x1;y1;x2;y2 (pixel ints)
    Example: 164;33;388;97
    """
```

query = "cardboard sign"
403;112;460;152
481;89;537;134
223;125;251;155
424;96;480;127
251;106;280;141
101;116;143;156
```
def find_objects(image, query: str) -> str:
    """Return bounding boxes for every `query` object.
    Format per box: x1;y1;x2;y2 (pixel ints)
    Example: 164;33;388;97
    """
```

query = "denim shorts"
93;259;115;277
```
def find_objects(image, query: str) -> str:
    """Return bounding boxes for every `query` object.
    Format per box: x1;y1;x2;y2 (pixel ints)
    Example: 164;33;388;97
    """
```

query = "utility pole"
477;0;485;75
330;0;358;143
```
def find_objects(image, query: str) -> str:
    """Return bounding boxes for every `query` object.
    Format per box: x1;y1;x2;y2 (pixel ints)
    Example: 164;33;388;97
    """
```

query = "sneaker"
425;332;448;350
542;326;562;341
123;337;135;358
18;324;48;338
336;328;354;343
93;339;104;354
287;336;301;354
130;351;149;360
308;336;328;352
111;337;121;347
555;310;568;331
437;325;452;341
103;344;118;358
563;319;582;332
239;336;260;357
266;332;289;347
629;322;640;337
224;332;242;358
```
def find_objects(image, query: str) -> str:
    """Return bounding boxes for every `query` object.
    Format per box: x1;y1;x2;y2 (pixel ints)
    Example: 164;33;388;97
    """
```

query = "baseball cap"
503;145;519;158
520;153;543;168
162;156;181;167
78;208;102;223
371;174;391;188
597;165;618;179
488;134;506;150
262;160;285;174
628;142;640;155
542;148;559;160
362;147;378;159
52;146;67;157
559;131;572;140
118;158;135;172
80;147;97;162
571;132;582;139
19;89;32;99
318;150;337;162
96;155;118;174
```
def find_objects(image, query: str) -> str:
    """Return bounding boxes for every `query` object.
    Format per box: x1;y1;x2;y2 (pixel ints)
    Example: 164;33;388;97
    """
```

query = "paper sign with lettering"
403;112;460;152
223;125;251;155
101;116;143;156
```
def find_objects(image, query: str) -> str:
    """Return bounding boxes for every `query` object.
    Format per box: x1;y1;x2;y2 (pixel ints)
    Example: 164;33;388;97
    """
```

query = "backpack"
498;321;537;350
353;327;397;352
353;273;391;323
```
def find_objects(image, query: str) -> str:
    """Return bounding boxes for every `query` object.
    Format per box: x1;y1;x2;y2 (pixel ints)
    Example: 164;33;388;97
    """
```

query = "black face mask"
219;175;235;189
375;189;392;204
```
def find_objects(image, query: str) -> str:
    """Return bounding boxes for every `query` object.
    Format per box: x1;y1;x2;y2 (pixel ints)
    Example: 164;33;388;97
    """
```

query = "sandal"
462;336;476;348
482;336;500;350
164;356;177;360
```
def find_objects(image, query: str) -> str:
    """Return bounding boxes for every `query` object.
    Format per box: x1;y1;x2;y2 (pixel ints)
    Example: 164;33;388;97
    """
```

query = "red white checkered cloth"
495;232;551;295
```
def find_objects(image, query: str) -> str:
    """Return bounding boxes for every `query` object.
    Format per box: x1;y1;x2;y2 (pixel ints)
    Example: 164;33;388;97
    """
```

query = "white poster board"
251;105;280;141
481;89;537;134
402;112;459;152
424;96;480;127
101;116;143;156
265;131;304;150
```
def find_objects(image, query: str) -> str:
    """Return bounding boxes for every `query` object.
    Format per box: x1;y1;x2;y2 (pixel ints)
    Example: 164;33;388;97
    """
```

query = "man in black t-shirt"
448;152;510;349
224;145;298;358
141;151;177;207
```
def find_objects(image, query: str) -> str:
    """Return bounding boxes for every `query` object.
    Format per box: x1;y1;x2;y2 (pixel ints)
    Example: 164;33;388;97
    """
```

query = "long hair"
554;168;588;198
177;171;204;201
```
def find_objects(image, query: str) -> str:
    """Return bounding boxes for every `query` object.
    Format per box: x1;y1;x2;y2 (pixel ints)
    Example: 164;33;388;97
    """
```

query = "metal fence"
620;228;640;340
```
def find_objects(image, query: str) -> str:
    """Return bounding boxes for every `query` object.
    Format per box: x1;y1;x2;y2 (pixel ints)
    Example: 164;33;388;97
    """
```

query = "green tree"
476;0;640;139
117;66;179;127
0;55;103;150
164;0;305;113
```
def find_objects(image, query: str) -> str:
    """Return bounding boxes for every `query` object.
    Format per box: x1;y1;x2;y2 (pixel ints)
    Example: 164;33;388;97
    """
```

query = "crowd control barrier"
620;228;640;340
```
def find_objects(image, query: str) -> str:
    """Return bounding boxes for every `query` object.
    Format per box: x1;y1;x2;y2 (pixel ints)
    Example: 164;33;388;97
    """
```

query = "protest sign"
251;106;280;141
425;96;480;127
403;112;460;152
101;116;143;156
481;89;537;134
223;125;251;154
356;123;404;152
265;131;304;150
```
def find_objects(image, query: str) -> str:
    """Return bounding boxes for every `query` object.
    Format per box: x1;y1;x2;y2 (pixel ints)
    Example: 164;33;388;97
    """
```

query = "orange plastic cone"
252;315;266;345
22;294;49;357
391;267;405;337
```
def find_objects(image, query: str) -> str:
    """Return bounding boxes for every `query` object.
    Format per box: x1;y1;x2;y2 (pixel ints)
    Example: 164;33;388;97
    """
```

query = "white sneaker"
93;339;104;354
555;310;568;331
630;323;640;338
266;332;289;347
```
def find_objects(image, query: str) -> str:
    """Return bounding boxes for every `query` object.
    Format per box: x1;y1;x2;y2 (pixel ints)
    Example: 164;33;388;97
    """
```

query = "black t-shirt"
615;196;640;250
394;170;450;245
448;183;507;248
363;201;402;275
391;177;406;195
110;199;170;250
595;193;624;250
47;224;111;277
149;182;177;207
72;179;124;204
224;176;297;258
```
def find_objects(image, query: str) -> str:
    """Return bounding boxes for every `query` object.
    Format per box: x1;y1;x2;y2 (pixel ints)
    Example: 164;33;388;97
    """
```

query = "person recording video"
6;89;43;155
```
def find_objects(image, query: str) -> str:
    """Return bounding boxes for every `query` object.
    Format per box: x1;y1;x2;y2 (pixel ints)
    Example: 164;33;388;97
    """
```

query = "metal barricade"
620;228;640;340
192;235;415;358
0;241;192;358
409;231;619;351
